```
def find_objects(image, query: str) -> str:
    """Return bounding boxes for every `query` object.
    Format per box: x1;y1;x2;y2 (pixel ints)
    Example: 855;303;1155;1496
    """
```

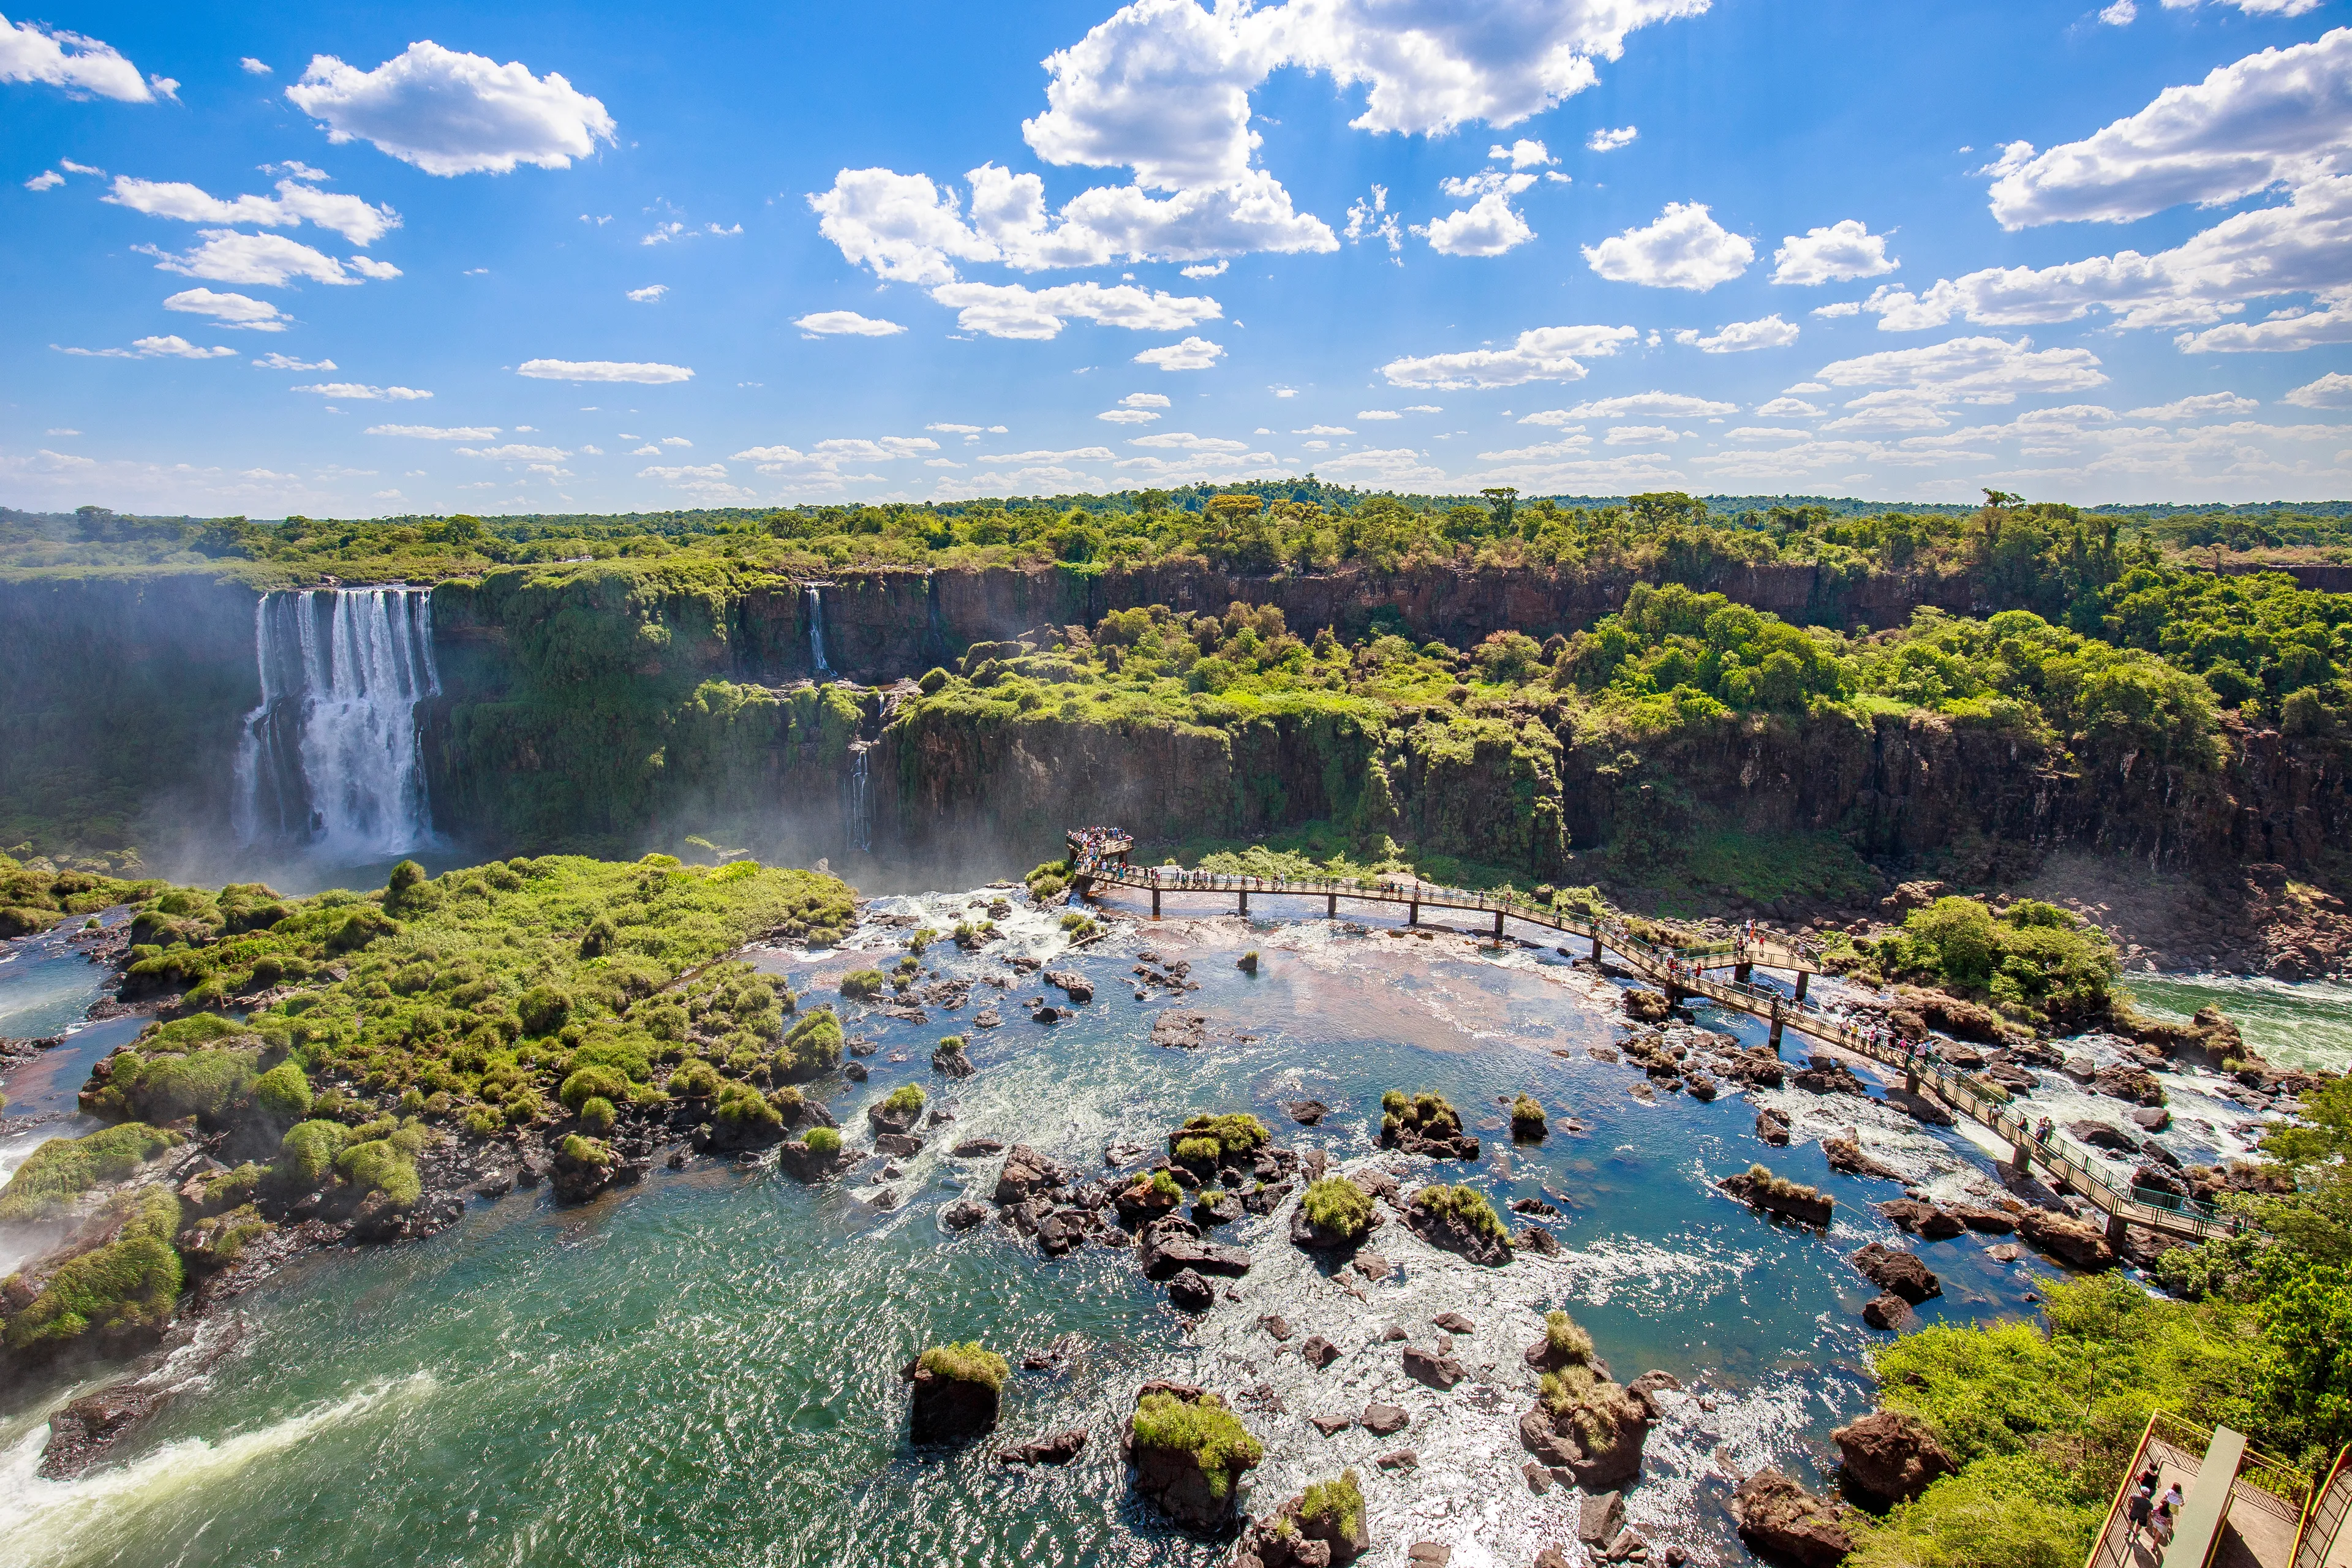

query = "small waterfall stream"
805;585;831;676
843;741;873;855
232;587;441;859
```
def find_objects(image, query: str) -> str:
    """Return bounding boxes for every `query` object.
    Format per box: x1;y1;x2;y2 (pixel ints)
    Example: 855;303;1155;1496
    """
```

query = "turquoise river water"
0;887;2312;1568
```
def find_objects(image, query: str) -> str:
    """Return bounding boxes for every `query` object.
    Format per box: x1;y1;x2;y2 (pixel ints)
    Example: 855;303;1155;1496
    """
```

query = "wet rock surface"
1833;1409;1957;1504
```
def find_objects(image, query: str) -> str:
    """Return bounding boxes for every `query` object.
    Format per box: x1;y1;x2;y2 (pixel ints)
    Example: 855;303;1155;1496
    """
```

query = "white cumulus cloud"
1674;314;1799;353
368;423;499;439
293;382;431;399
0;13;154;100
104;172;401;246
1381;323;1637;388
1419;190;1535;256
1771;219;1899;285
1543;391;1738;419
1752;396;1822;417
1987;28;2352;228
1586;126;1638;152
1491;138;1553;167
1134;335;1226;370
2126;391;2260;418
627;284;668;303
1583;202;1752;290
929;280;1222;340
163;288;289;331
285;40;617;176
1098;409;1161;423
2283;371;2352;407
1812;334;2108;402
54;335;236;360
516;359;693;383
24;169;62;190
137;230;380;288
252;352;334;370
795;309;906;337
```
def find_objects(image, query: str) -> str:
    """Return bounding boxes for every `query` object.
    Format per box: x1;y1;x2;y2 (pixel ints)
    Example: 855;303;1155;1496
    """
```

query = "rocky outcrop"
996;1428;1087;1465
905;1351;1003;1444
1623;989;1672;1023
1519;1376;1651;1490
993;1144;1076;1205
1851;1242;1942;1303
1166;1267;1216;1313
1823;1135;1906;1183
1401;1188;1512;1266
2016;1207;2117;1272
931;1037;975;1077
1720;1166;1834;1227
1833;1410;1957;1504
1732;1468;1855;1567
1402;1345;1466;1390
1139;1215;1253;1280
1756;1107;1793;1145
1232;1474;1373;1568
1126;1381;1262;1531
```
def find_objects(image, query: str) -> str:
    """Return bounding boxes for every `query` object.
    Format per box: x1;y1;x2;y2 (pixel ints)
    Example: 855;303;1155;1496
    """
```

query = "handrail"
1077;860;2245;1243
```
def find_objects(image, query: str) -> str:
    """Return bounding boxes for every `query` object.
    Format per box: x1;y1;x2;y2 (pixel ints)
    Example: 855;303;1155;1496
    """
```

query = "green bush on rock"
775;1008;843;1077
1301;1176;1373;1242
0;1123;180;1221
916;1341;1009;1392
2;1186;183;1352
839;970;886;1001
276;1119;349;1190
1131;1389;1264;1499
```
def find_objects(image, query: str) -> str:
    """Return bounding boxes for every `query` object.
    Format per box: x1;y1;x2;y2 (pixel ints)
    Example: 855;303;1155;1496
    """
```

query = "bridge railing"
1077;864;2239;1238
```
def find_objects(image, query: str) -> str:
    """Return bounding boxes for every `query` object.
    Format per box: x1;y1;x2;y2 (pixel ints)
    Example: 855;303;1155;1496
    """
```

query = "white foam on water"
0;1372;437;1567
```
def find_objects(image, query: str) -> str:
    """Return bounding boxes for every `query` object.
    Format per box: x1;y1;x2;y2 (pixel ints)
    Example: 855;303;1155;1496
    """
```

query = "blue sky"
6;0;2351;516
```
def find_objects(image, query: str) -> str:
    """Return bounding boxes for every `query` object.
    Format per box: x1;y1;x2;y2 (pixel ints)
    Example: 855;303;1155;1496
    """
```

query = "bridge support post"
1238;889;1249;917
1493;910;1504;941
1408;900;1419;927
1768;1000;1784;1055
1151;887;1160;920
1904;1066;1920;1095
2104;1211;2128;1246
1734;960;1751;985
1589;934;1602;961
1795;971;1811;1003
1327;892;1337;919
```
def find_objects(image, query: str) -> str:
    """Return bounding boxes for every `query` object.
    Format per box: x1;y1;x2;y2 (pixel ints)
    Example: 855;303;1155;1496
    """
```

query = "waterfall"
232;587;441;859
844;741;873;855
806;585;831;676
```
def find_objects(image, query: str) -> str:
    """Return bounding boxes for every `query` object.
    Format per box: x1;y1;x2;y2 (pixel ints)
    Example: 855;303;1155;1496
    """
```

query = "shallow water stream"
0;894;2315;1567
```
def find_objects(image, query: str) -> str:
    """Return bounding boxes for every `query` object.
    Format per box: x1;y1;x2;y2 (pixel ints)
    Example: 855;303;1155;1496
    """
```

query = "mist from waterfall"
806;585;831;676
231;587;442;861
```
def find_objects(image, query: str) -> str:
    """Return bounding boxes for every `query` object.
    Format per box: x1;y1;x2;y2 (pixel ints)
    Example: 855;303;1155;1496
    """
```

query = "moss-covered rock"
0;1123;181;1223
1126;1381;1264;1529
1403;1183;1510;1265
1378;1090;1479;1160
907;1341;1008;1443
1;1186;184;1360
1292;1174;1376;1250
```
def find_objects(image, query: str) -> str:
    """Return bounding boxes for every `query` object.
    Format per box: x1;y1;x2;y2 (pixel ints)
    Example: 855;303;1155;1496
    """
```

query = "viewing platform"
1065;827;2247;1247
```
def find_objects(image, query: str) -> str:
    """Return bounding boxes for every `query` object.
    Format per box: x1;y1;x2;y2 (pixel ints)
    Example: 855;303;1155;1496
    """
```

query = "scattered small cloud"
240;56;271;74
626;283;668;302
1098;409;1160;423
516;358;693;383
794;309;905;337
367;423;500;439
1489;138;1554;168
1293;424;1354;435
55;335;236;360
1134;336;1224;371
1181;260;1229;278
252;352;335;370
292;381;431;399
24;170;62;191
1586;126;1638;153
163;287;290;331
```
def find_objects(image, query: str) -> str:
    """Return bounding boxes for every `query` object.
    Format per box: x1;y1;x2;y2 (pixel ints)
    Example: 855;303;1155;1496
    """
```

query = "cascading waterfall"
232;587;441;859
805;585;831;676
844;741;873;855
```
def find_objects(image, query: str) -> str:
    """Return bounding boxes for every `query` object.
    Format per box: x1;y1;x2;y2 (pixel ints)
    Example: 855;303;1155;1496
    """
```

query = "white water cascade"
844;741;873;855
231;587;442;859
805;585;832;676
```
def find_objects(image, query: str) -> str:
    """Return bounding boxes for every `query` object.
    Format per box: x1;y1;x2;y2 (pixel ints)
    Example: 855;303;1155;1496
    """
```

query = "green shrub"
462;1106;502;1138
518;985;573;1036
116;1047;260;1126
668;1058;721;1098
559;1133;614;1166
803;1126;841;1156
840;969;886;1000
1511;1093;1547;1132
777;1008;843;1076
1544;1310;1594;1364
714;1080;783;1137
202;1162;265;1212
1174;1135;1221;1164
2;1186;183;1351
917;1341;1009;1392
1298;1469;1365;1538
336;1139;423;1207
1848;1453;2101;1568
578;1096;617;1134
1147;1169;1181;1204
0;1123;180;1221
1130;1390;1263;1497
560;1063;631;1112
1414;1183;1507;1242
1301;1176;1373;1242
882;1082;926;1115
276;1118;350;1189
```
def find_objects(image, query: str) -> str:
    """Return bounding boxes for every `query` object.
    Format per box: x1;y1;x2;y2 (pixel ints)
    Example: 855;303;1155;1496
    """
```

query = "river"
0;889;2315;1567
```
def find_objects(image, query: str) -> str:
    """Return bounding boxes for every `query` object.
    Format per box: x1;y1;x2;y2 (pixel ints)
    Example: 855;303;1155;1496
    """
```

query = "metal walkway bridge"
1068;837;2241;1246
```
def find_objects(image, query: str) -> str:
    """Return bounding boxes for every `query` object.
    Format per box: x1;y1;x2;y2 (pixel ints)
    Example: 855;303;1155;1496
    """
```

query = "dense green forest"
6;487;2352;582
